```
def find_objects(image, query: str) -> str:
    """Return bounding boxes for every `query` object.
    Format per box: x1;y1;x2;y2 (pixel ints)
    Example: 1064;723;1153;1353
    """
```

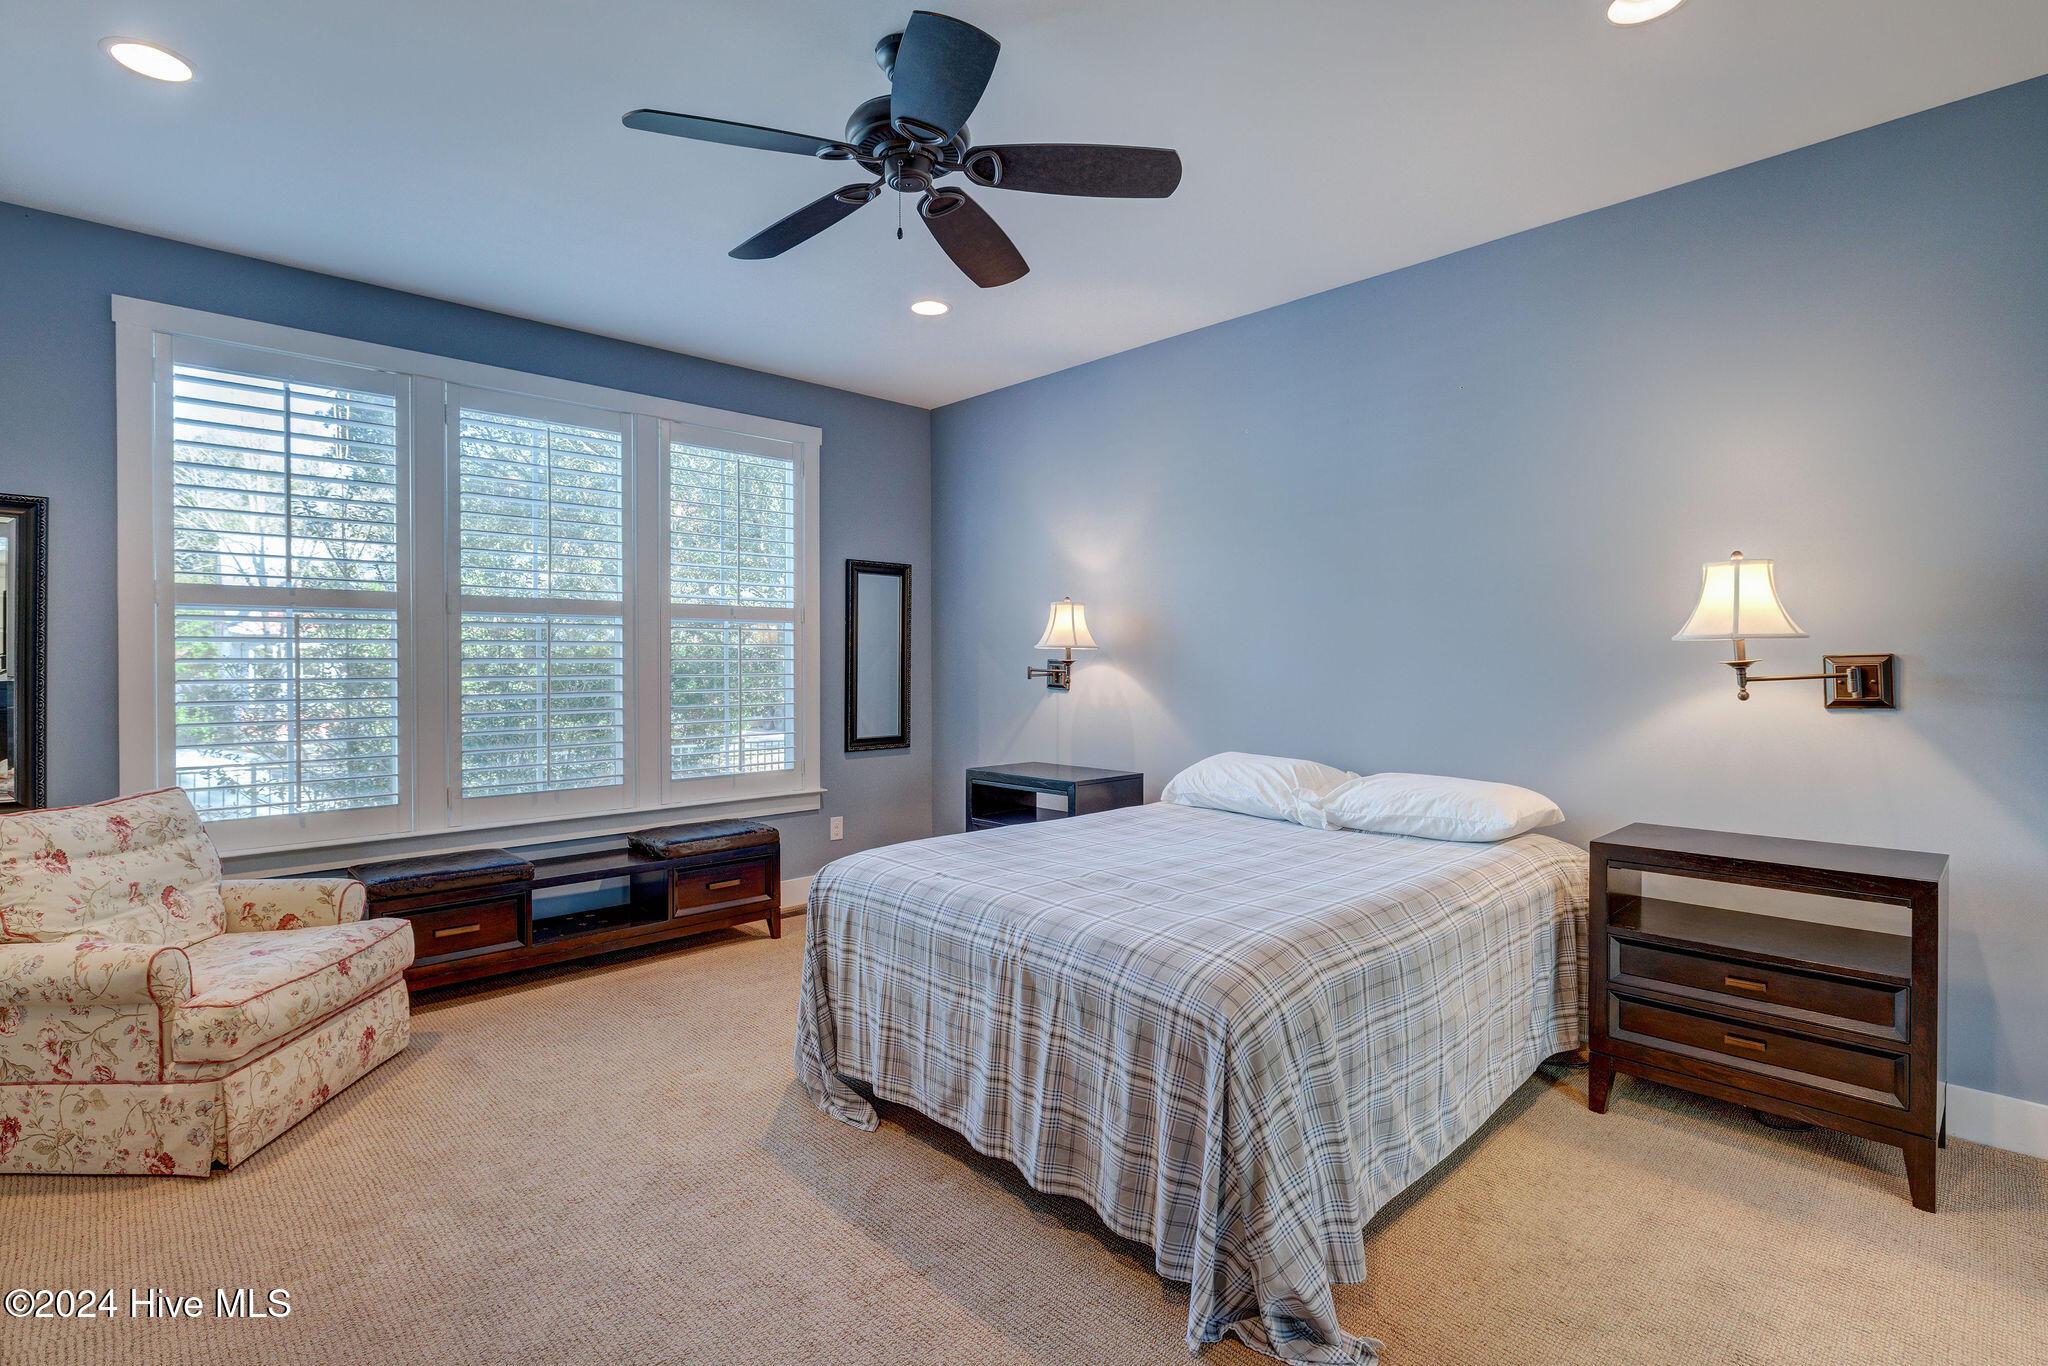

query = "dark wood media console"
351;825;782;992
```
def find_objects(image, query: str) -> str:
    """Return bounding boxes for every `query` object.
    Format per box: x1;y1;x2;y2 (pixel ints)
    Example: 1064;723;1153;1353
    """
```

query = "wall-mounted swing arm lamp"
1673;551;1896;709
1028;597;1096;691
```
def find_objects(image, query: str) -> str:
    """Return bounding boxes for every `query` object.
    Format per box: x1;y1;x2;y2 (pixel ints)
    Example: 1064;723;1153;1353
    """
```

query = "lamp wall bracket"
1027;655;1073;691
1820;653;1897;710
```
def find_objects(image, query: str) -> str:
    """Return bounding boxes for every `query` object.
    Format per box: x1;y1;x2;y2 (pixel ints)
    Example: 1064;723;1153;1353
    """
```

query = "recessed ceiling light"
101;38;195;83
1606;0;1687;25
910;299;949;317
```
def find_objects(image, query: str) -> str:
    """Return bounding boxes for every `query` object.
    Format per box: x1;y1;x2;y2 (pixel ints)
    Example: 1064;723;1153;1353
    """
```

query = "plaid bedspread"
795;802;1587;1363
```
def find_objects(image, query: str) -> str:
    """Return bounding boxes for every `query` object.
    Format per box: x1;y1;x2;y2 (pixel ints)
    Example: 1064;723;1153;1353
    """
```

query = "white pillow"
1299;772;1563;843
1159;752;1356;824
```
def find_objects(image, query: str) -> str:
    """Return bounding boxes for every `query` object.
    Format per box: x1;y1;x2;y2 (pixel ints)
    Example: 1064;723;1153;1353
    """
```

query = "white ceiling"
4;2;2045;407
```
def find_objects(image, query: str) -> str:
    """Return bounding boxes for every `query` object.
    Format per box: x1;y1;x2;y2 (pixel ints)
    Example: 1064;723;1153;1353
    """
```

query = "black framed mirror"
845;560;910;752
0;494;48;811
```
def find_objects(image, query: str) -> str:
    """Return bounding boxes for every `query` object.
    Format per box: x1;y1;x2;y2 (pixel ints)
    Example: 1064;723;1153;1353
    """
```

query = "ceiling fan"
623;10;1183;289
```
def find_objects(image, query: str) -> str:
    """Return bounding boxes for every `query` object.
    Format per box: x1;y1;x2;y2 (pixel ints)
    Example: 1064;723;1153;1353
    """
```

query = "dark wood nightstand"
1588;823;1947;1210
965;763;1144;831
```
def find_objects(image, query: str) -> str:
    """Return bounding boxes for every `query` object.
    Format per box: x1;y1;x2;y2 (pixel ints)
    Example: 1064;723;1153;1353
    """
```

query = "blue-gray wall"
0;202;933;879
930;77;2048;1105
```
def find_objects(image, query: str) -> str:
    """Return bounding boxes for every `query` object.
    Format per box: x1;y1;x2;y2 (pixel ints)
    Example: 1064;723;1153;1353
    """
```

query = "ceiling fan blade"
963;144;1182;199
888;11;1000;144
730;185;878;260
920;191;1028;288
623;109;850;159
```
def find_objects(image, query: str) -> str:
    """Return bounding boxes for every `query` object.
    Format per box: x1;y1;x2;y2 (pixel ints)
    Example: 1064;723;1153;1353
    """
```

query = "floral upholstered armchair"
0;788;414;1175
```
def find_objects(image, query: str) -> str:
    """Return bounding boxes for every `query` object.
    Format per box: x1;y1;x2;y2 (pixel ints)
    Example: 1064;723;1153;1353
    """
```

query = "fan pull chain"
896;193;904;241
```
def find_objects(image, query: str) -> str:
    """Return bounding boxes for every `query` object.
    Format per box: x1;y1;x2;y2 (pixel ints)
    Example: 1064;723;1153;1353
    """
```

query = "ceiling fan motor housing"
884;151;937;193
845;93;966;173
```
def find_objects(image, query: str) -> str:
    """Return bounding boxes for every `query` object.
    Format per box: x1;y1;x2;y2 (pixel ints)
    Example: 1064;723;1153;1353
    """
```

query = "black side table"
965;763;1144;831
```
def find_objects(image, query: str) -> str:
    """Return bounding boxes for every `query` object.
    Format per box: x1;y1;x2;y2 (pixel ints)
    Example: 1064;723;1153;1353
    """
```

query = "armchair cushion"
221;879;367;933
171;918;413;1065
0;789;223;946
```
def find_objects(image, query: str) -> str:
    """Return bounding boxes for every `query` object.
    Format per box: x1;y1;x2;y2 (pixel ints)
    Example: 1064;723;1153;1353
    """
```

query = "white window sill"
218;789;825;878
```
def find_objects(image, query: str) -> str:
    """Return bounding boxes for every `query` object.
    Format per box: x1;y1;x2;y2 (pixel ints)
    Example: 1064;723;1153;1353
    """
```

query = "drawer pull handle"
433;923;483;939
705;878;743;891
1721;1033;1769;1053
1722;975;1769;993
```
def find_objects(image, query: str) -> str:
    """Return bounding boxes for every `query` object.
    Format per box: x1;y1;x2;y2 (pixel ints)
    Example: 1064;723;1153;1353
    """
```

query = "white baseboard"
1946;1085;2048;1160
780;875;812;914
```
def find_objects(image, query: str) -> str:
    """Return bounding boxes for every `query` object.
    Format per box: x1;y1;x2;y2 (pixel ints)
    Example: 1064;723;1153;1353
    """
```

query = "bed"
795;800;1587;1364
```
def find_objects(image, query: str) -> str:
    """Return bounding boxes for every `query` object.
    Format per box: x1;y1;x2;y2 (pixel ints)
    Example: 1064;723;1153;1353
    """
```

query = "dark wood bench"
349;821;782;991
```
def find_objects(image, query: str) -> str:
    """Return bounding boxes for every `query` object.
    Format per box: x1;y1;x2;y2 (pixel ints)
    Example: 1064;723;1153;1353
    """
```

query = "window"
451;393;629;812
116;299;821;858
665;439;799;784
162;350;410;842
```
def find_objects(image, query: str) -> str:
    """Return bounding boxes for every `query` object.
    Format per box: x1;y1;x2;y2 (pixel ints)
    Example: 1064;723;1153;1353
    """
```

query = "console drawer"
407;896;525;965
671;860;771;915
1610;994;1908;1106
1614;938;1904;1034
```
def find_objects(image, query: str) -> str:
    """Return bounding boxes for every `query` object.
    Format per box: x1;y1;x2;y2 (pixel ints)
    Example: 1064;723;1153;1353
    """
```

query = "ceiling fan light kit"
623;9;1183;289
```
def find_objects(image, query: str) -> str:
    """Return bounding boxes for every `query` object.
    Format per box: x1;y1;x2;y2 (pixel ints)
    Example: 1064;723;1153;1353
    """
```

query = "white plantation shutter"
452;394;629;806
668;444;796;608
163;346;407;835
457;613;626;797
172;606;401;818
669;619;796;777
457;408;625;599
666;438;799;783
171;365;400;589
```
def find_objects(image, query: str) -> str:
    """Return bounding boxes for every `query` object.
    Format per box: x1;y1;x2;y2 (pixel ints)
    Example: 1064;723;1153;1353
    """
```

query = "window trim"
114;296;823;868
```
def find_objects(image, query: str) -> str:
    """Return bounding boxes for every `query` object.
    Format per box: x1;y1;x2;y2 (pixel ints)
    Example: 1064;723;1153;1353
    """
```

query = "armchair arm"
0;939;192;1007
222;879;367;933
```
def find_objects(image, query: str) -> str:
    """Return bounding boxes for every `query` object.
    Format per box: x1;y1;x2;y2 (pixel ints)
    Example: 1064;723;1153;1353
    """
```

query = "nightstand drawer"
1609;994;1908;1106
1613;938;1905;1034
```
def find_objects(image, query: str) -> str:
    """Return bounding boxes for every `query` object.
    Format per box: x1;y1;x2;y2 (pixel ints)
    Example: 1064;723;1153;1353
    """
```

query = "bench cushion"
348;848;534;900
628;819;779;859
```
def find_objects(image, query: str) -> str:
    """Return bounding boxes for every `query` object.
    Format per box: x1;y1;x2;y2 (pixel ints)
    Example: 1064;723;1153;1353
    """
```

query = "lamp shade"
1035;598;1098;651
1672;551;1808;641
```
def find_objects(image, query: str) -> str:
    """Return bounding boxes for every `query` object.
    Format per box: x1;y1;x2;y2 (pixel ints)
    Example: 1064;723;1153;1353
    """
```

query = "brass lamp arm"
1736;669;1854;683
1721;635;1886;703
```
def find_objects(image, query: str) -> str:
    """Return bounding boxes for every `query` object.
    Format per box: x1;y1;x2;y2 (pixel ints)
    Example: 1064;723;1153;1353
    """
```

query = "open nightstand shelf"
1606;895;1913;983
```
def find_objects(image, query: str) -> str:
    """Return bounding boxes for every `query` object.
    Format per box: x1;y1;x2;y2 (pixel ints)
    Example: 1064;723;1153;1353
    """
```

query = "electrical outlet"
829;816;844;841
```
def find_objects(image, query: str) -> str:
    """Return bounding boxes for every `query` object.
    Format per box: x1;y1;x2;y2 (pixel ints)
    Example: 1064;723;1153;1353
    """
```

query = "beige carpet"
6;925;2045;1365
